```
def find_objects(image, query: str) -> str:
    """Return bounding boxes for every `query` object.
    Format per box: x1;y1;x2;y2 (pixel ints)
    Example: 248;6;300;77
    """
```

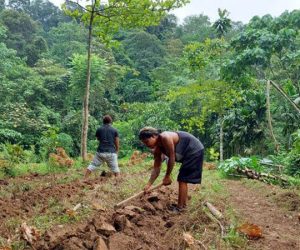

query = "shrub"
0;143;25;177
57;133;74;156
39;127;74;159
218;156;264;175
286;129;300;177
206;147;219;162
1;143;25;165
286;153;300;177
0;129;23;144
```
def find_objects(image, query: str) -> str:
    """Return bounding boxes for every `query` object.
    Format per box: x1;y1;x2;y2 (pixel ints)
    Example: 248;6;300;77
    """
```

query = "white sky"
50;0;300;24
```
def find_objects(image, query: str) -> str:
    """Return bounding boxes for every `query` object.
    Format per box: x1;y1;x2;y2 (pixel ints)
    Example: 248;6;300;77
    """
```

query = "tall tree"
223;11;300;149
123;31;166;81
8;0;30;12
46;21;87;65
63;0;190;160
177;14;213;43
213;8;232;38
27;0;68;31
0;9;47;65
147;14;178;40
0;0;5;11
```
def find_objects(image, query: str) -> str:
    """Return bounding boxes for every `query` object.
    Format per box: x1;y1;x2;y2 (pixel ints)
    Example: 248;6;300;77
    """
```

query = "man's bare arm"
114;137;119;153
148;153;162;185
161;135;175;177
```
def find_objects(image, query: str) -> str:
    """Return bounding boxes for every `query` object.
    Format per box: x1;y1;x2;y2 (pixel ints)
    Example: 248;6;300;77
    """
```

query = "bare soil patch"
2;167;299;250
0;177;106;238
34;183;218;250
225;180;300;250
273;191;300;211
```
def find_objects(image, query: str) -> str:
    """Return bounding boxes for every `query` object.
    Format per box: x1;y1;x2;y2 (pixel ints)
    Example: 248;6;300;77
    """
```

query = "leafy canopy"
63;0;190;44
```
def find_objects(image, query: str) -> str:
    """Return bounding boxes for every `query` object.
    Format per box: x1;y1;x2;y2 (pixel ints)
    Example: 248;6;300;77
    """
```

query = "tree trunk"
81;10;94;161
266;80;280;153
219;117;224;162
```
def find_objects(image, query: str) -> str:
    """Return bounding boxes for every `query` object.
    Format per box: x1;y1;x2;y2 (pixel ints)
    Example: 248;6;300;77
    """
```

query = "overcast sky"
171;0;299;23
50;0;299;24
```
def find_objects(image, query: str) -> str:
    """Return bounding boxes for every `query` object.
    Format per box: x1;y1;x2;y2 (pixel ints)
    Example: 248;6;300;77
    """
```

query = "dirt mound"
0;179;9;185
34;186;196;250
0;178;106;238
203;162;216;170
128;151;149;166
49;147;74;167
274;191;300;211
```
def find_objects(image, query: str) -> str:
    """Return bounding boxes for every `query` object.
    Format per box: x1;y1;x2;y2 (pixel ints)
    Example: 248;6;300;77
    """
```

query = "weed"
223;225;248;249
5;217;22;233
20;183;31;192
56;173;81;184
48;197;60;208
11;241;27;250
33;214;57;232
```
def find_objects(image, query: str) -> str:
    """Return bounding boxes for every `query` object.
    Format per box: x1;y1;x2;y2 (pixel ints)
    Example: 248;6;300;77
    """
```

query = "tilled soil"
1;169;300;250
34;186;192;250
0;176;106;238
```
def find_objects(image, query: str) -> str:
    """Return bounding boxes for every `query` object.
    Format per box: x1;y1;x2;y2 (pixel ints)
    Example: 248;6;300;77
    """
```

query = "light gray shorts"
87;152;120;173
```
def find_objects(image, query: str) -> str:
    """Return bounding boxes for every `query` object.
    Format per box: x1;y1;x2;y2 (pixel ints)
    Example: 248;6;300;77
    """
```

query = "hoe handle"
115;183;163;209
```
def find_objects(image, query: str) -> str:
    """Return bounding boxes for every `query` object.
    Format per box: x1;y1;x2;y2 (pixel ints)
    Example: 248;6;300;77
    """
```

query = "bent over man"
139;127;204;212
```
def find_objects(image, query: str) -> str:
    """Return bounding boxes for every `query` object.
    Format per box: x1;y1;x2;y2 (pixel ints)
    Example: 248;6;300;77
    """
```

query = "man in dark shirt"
84;115;120;178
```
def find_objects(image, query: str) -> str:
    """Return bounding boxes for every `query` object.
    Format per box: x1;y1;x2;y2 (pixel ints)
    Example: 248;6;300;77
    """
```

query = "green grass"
223;226;248;249
0;235;26;250
30;200;92;233
0;158;87;179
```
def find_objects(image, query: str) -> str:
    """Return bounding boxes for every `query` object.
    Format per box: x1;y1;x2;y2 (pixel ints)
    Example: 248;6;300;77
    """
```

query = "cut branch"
203;207;225;238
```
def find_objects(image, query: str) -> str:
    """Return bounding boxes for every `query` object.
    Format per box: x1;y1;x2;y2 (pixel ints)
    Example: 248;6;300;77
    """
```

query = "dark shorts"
177;149;204;184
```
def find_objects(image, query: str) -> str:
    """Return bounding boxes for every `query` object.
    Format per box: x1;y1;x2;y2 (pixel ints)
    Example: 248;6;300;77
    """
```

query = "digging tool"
115;183;163;209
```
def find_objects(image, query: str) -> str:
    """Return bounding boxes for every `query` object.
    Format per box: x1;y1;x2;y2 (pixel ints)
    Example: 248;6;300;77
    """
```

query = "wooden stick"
204;201;223;219
204;210;225;238
202;202;225;238
115;183;163;209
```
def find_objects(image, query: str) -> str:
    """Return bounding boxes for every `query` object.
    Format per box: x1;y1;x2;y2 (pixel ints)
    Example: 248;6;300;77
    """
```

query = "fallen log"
237;167;289;186
114;183;163;209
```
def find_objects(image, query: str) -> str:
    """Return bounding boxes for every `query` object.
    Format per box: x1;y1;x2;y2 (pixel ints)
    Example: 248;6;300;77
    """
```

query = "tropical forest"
0;0;299;249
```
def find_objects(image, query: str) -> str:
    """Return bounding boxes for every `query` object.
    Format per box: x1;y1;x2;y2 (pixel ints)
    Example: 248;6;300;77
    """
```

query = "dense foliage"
0;1;299;177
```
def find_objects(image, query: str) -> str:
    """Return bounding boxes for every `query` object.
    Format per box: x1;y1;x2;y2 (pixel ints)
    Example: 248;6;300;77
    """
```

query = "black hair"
139;127;161;140
103;115;112;124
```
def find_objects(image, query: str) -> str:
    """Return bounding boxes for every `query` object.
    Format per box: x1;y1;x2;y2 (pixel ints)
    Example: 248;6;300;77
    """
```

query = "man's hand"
144;183;152;194
162;175;172;186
